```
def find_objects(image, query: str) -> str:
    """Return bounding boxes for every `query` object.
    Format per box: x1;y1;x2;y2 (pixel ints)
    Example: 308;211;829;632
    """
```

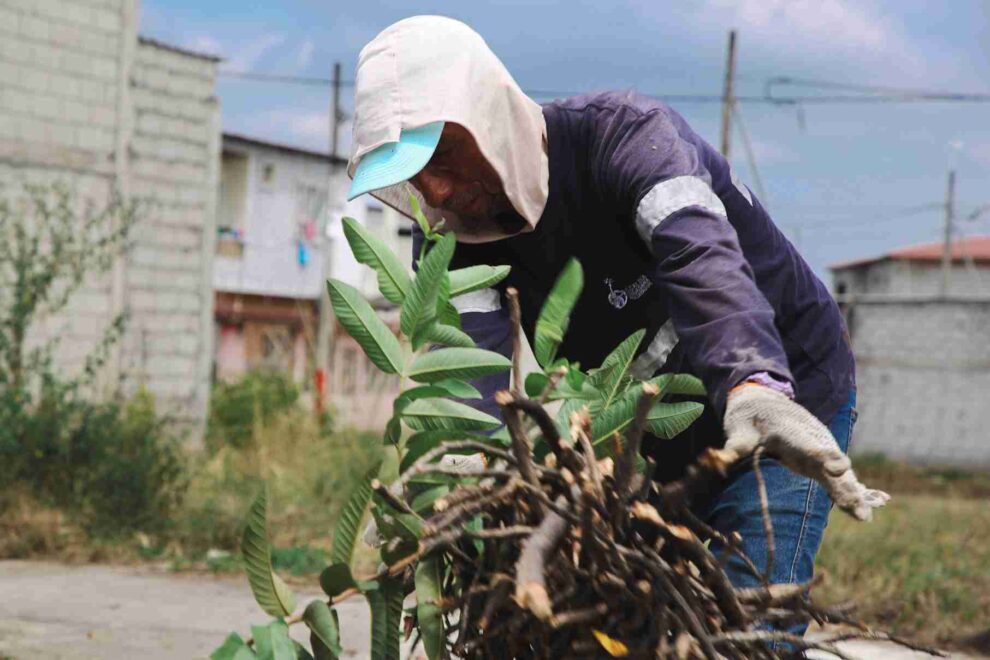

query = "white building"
212;132;412;428
831;237;990;468
0;0;221;434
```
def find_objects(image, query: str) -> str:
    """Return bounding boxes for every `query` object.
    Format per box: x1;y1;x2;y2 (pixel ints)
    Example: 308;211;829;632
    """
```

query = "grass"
172;406;385;576
816;454;990;650
0;403;386;578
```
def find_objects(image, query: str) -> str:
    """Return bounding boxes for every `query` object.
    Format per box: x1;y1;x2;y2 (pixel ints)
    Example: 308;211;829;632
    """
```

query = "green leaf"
401;233;455;348
389;382;469;442
303;600;342;659
294;641;315;660
436;301;462;329
368;577;404;660
400;429;481;474
448;264;511;296
320;563;358;599
524;372;549;398
396;385;453;411
415;556;445;660
252;621;296;660
435;273;461;327
645;401;705;439
525;371;600;401
241;488;297;618
410;485;449;514
534;259;583;367
408;347;511;383
327;279;404;375
311;608;340;660
408;191;434;239
383;416;402;445
589;329;646;406
342;217;411;305
432;378;482;399
330;461;382;566
590;389;640;451
423;322;475;348
664;373;707;396
373;493;427;538
402;398;501;432
211;633;255;660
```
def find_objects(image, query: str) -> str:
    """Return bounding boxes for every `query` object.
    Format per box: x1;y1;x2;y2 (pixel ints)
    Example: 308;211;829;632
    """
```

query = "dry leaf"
592;629;629;657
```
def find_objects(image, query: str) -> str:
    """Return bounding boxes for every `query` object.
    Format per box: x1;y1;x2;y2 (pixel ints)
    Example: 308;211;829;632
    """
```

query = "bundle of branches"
385;380;929;659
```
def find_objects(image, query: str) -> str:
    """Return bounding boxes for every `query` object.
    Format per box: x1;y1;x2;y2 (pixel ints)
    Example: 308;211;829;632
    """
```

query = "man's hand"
722;384;890;521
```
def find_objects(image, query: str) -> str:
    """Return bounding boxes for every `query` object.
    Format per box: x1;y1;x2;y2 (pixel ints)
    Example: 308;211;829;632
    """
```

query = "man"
345;15;888;623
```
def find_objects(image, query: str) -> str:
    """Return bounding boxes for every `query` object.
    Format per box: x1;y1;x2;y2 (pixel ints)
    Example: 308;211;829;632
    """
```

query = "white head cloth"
348;16;549;243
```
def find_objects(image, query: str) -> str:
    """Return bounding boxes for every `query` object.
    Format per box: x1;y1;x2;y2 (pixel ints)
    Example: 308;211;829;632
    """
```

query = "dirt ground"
0;560;981;659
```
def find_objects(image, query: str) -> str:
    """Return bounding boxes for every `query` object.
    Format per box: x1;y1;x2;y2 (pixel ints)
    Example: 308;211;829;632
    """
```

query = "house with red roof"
832;236;990;299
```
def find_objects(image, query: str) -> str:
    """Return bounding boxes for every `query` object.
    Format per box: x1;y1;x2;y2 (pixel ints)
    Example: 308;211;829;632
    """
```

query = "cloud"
224;33;286;72
230;109;330;152
704;0;922;72
297;39;315;69
182;32;286;72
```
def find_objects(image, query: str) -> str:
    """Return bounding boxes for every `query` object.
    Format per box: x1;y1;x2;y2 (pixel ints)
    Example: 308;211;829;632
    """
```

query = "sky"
140;0;990;277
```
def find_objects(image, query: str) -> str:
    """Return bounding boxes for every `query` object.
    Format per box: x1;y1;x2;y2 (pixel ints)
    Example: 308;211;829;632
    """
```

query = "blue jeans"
699;387;857;637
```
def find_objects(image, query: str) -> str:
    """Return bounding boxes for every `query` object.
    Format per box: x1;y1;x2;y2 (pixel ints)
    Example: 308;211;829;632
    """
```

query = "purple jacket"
414;90;854;441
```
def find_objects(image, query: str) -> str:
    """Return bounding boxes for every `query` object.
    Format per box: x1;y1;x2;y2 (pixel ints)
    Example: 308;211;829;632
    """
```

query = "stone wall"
0;0;220;436
846;298;990;467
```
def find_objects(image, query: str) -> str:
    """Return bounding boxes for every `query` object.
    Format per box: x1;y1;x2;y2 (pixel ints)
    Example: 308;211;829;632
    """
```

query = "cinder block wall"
0;0;220;437
848;300;990;467
125;38;219;434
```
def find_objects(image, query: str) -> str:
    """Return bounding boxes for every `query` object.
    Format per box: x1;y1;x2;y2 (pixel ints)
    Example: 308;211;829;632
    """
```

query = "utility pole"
316;61;343;419
330;61;341;159
940;169;956;296
719;30;737;159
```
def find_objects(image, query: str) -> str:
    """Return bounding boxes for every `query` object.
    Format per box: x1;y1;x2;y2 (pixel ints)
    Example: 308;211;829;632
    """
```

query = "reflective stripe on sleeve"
635;176;728;247
451;288;502;314
629;320;679;379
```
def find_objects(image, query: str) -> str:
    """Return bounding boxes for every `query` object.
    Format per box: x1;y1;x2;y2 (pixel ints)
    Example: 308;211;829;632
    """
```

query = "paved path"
0;560;980;659
0;560;372;659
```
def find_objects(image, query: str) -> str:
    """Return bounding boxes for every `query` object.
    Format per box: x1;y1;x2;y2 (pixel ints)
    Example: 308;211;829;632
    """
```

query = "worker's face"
409;123;512;222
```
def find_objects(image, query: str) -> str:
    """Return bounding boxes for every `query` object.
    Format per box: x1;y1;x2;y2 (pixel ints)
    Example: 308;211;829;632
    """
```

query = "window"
261;162;276;186
217;150;249;257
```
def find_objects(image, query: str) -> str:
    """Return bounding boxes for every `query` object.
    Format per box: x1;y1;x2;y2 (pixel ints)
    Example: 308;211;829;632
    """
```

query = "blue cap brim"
348;121;444;200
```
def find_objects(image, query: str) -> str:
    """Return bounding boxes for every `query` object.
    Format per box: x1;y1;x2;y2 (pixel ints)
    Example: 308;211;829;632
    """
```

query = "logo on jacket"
604;275;652;310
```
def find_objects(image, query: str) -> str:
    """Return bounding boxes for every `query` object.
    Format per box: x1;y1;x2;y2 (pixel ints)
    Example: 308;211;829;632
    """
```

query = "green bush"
177;403;382;565
206;371;302;452
3;387;187;540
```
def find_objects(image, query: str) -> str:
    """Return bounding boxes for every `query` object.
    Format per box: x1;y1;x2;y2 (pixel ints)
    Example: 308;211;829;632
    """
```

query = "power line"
217;69;990;105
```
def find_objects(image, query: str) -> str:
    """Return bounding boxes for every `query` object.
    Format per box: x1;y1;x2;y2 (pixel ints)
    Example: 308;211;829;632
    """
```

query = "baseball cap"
347;121;444;200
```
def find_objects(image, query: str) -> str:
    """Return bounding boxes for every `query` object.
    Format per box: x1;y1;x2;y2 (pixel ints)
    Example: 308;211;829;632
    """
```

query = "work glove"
722;384;890;521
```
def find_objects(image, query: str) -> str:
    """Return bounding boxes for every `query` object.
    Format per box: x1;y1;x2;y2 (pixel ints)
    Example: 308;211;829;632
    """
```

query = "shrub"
4;387;187;540
206;371;302;452
178;403;382;563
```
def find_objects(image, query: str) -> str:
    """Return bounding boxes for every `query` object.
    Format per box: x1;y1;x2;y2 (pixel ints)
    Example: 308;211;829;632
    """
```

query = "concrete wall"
834;260;990;297
125;38;219;432
0;0;219;435
846;298;990;467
